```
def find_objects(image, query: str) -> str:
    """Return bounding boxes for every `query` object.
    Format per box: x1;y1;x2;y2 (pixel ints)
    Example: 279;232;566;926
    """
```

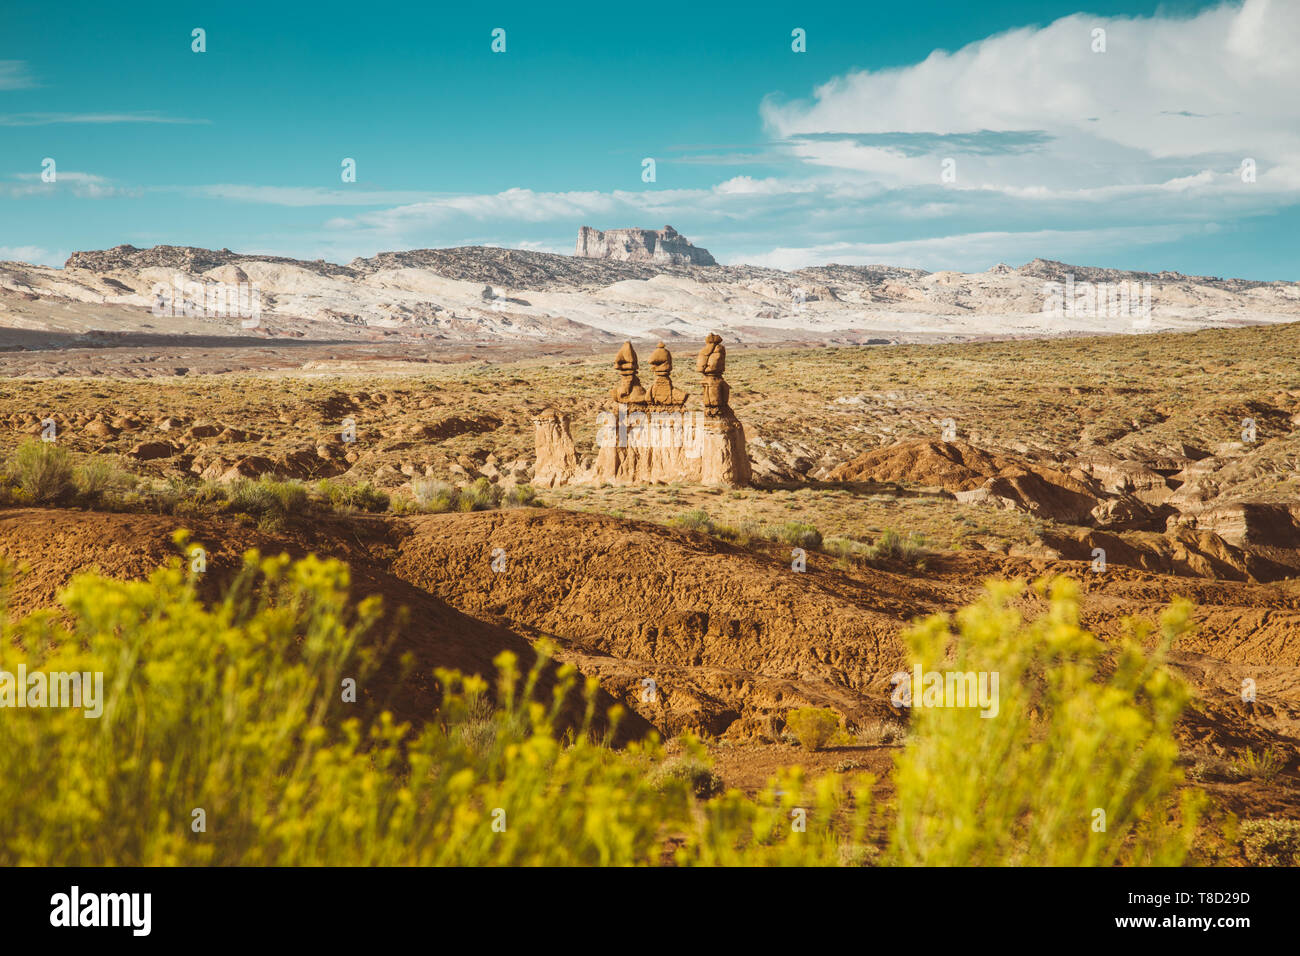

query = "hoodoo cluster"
533;334;750;487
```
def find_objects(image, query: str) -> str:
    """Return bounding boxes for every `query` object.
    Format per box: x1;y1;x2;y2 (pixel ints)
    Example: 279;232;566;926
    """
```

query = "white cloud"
713;176;818;196
40;0;1285;274
509;239;572;254
12;172;109;183
326;187;709;237
3;171;132;199
0;61;36;90
733;224;1219;272
0;245;54;264
0;112;208;126
294;2;1296;271
761;0;1300;202
323;179;838;240
189;184;441;206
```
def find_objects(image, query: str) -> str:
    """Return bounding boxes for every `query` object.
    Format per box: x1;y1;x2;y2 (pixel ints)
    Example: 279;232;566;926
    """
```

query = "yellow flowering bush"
785;707;843;752
889;577;1202;866
0;546;1200;866
0;540;867;866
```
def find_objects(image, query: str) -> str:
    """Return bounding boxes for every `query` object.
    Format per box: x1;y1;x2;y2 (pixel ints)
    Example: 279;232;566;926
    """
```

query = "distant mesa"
575;225;717;267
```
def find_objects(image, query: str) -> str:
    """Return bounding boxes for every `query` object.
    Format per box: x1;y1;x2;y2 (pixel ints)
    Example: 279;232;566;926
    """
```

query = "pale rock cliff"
574;225;717;266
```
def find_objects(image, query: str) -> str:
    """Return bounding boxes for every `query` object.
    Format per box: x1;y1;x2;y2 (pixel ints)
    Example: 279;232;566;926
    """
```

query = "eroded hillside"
4;244;1299;346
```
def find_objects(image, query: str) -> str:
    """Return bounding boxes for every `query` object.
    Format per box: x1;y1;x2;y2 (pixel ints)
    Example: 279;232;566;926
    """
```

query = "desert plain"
2;241;1299;865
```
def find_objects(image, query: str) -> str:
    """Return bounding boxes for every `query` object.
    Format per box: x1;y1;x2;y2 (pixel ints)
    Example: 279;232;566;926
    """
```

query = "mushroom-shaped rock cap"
649;341;672;370
533;405;567;423
614;341;638;371
696;333;726;374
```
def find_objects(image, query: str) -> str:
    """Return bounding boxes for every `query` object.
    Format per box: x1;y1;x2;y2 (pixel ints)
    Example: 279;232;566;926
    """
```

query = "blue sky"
2;0;1297;278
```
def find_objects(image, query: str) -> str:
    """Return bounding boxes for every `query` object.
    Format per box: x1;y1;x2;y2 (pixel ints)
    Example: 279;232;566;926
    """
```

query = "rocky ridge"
3;244;1298;347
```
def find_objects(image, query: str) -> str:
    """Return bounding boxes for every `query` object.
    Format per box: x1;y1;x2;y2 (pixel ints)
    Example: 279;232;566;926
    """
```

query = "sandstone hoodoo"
647;341;688;406
534;334;750;487
574;225;717;266
531;407;579;484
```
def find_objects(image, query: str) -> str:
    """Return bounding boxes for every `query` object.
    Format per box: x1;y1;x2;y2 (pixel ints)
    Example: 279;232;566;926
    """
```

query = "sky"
1;0;1297;278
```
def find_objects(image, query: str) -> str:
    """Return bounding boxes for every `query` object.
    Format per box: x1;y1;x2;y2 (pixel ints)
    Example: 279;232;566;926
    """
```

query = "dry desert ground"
1;318;1298;863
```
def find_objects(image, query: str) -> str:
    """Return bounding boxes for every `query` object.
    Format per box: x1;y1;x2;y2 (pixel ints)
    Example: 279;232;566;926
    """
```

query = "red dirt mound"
383;509;1300;780
2;506;1297;822
0;509;647;741
828;439;1102;523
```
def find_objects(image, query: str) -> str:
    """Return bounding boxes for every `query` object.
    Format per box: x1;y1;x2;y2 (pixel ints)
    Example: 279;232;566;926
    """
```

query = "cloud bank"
7;2;1296;272
309;1;1298;269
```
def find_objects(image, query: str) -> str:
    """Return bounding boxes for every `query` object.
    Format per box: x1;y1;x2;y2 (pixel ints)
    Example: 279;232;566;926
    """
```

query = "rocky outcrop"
534;336;750;488
1042;525;1297;583
828;439;1175;530
1170;500;1300;549
696;333;732;414
532;407;579;487
574;225;717;266
648;341;688;406
64;244;351;278
609;340;648;404
831;440;1102;522
588;406;751;486
1076;449;1178;506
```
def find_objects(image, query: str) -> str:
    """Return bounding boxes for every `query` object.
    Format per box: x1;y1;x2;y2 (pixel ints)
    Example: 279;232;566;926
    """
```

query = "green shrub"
503;483;538;508
649;748;725;800
1234;745;1285;781
315;478;344;510
1240;819;1300;866
771;522;823;550
786;707;841;752
226;476;308;519
268;478;309;514
72;457;134;502
225;477;276;515
165;477;227;517
712;520;759;546
353;482;392;513
319;479;390;514
890;577;1202;866
858;719;907;746
459;477;503;512
449;693;531;756
867;529;927;565
671;509;713;533
411;478;459;513
668;509;755;546
824;537;860;559
6;441;73;504
194;479;227;505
